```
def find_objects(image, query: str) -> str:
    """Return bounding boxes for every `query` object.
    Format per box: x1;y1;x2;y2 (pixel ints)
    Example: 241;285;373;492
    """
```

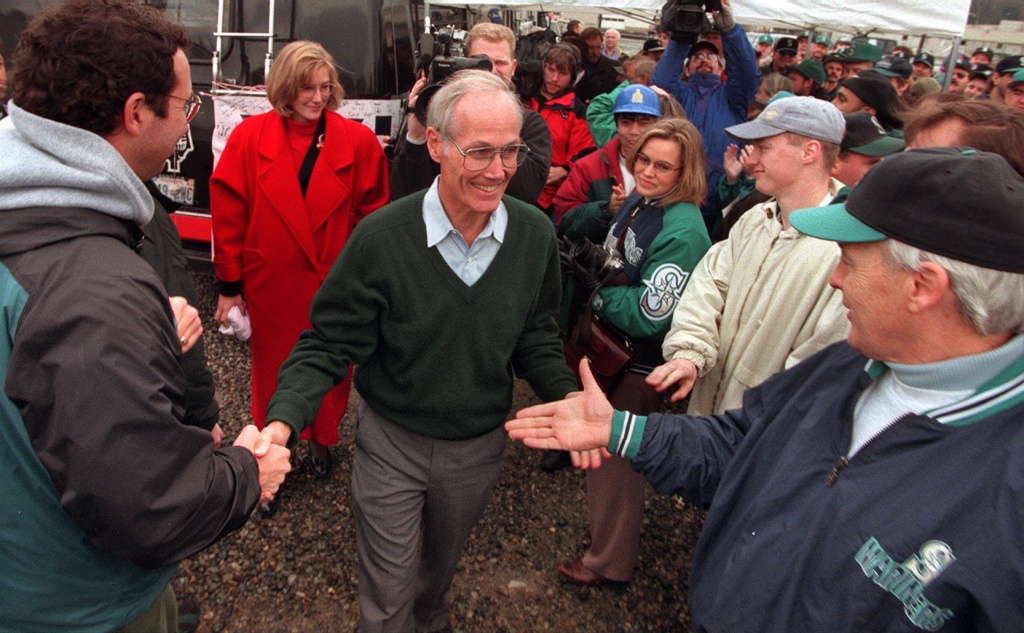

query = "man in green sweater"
262;70;578;633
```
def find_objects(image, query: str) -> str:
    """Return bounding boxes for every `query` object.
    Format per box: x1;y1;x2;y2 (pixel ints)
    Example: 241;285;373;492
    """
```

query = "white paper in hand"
218;305;252;341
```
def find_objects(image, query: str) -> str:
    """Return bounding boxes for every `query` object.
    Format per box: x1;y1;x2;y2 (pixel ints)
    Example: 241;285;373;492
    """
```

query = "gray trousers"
351;401;506;633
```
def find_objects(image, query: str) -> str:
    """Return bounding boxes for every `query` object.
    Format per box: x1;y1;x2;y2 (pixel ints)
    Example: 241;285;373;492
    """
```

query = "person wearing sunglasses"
556;118;712;585
261;70;577;633
211;40;390;496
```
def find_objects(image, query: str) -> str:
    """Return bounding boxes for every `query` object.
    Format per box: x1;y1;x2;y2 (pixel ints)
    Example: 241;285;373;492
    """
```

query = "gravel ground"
175;273;706;633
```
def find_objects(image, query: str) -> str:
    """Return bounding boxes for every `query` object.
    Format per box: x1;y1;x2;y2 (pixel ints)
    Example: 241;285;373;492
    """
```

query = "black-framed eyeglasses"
166;93;202;123
445;135;530;171
635;152;682;176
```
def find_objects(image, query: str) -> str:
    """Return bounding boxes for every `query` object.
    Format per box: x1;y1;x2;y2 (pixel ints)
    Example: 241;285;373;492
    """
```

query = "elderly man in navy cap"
506;146;1024;631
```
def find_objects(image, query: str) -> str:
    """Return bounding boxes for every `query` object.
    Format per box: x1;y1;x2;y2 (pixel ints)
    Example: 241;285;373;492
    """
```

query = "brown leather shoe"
557;559;612;586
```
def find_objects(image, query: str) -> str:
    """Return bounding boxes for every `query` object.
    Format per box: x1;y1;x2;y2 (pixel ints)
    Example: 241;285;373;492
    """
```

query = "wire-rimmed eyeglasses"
166;93;202;123
445;135;530;171
635;151;682;176
690;53;719;62
299;82;337;98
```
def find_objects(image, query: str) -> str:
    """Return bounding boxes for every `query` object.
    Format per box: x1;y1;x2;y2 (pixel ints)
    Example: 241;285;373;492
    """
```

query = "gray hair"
886;240;1024;335
426;70;523;140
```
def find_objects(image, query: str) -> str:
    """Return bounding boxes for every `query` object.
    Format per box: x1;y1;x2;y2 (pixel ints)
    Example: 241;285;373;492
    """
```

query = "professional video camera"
410;26;492;125
660;0;722;43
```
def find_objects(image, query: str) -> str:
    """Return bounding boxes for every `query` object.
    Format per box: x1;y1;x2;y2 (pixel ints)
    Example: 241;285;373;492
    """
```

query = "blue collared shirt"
423;178;506;286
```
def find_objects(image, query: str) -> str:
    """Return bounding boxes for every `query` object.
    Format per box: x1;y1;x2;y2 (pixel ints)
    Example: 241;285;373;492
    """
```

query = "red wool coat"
210;110;389;444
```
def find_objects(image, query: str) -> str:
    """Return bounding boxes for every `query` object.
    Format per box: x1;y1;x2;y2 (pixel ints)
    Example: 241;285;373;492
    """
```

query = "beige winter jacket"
661;187;849;415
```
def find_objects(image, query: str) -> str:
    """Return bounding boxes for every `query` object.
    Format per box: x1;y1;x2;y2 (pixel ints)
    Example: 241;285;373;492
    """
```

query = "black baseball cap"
996;55;1024;75
689;40;720;59
970;63;994;80
972;46;994;60
873;56;913;80
774;37;798;54
790;148;1024;273
842;76;904;130
912;53;935;69
642;38;665;53
840;112;905;156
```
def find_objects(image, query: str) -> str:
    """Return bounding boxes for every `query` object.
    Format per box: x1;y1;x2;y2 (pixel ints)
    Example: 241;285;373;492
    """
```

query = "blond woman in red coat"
211;41;389;483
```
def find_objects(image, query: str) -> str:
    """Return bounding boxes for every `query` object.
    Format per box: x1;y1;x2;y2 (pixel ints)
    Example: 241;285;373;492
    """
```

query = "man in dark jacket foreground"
0;2;290;631
507;147;1024;631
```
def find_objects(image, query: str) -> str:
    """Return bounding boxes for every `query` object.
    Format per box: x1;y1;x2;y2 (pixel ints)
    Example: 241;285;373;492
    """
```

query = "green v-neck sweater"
268;191;578;441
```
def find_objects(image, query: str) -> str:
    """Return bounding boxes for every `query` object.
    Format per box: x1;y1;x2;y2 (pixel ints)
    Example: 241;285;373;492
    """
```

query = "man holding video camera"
389;23;552;205
652;0;759;232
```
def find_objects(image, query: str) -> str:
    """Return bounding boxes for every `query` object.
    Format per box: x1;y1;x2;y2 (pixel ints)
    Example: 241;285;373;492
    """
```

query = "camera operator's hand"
405;74;429;142
712;0;735;32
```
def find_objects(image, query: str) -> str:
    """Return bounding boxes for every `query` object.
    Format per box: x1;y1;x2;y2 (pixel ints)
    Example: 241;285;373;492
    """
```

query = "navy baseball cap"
790;148;1024;273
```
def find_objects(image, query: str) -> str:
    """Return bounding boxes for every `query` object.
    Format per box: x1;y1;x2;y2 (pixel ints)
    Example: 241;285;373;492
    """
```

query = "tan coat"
662;187;849;415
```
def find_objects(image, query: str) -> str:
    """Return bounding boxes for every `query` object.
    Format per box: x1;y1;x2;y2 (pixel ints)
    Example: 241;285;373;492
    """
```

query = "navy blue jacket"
617;341;1024;631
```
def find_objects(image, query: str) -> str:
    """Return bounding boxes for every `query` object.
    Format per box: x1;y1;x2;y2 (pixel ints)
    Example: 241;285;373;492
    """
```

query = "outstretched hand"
505;359;615;462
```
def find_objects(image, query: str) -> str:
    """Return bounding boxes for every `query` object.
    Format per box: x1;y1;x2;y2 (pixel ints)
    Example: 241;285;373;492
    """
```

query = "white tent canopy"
428;0;972;38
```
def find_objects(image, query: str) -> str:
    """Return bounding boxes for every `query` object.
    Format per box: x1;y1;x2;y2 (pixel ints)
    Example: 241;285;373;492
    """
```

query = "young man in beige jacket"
647;96;849;414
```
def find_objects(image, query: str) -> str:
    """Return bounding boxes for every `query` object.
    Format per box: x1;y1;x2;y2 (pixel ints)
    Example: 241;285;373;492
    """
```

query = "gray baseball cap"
725;96;845;145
